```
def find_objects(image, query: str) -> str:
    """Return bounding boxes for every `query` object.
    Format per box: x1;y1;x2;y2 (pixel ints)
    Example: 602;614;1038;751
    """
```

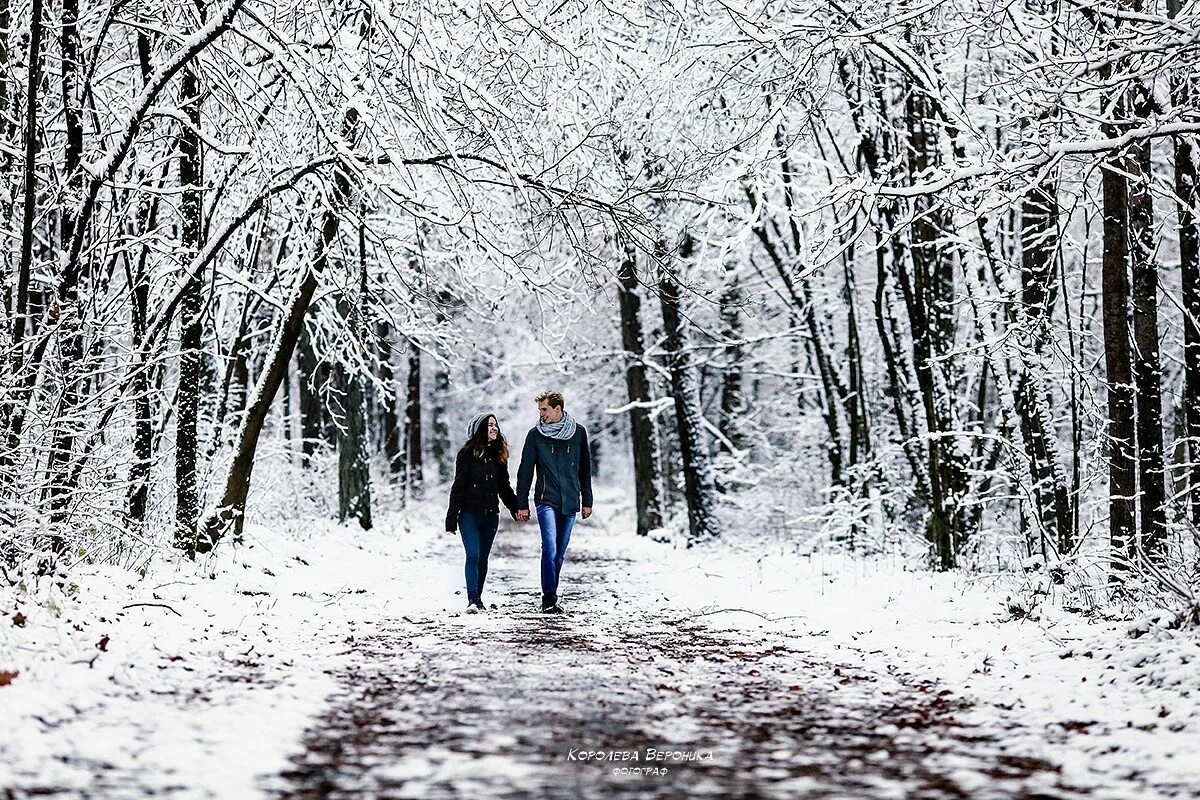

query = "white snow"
2;484;1199;797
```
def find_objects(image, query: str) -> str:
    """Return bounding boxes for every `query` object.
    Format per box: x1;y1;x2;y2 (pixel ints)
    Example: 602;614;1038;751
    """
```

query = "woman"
445;413;520;613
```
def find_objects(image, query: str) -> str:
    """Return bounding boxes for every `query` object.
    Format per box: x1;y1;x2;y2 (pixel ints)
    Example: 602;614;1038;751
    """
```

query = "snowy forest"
4;0;1200;796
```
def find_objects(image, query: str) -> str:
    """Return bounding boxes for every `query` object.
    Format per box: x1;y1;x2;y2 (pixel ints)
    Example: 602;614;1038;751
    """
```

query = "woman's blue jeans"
459;510;499;605
536;504;575;605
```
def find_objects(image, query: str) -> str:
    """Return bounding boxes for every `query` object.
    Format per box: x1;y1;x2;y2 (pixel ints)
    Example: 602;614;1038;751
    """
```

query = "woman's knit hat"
467;412;493;439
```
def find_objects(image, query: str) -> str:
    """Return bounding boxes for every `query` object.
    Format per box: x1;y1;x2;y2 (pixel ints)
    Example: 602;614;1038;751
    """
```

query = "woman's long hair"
460;415;510;462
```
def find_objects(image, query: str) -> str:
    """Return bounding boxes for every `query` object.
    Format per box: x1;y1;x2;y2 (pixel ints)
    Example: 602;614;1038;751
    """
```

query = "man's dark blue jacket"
516;426;593;515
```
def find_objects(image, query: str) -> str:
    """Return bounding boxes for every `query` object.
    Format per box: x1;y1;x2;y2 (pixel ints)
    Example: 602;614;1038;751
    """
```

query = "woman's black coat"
445;445;519;531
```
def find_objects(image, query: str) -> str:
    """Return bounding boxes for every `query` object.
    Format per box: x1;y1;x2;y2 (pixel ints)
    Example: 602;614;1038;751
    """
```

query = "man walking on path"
515;390;593;613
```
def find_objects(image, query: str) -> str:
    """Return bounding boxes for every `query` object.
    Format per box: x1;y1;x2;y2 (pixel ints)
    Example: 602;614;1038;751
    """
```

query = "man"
515;390;593;614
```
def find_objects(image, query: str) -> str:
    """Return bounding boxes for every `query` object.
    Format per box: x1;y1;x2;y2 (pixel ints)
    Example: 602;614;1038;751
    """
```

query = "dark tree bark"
127;256;153;526
201;123;358;549
0;0;12;296
2;0;43;468
44;0;86;527
213;289;257;445
659;237;719;546
376;321;403;475
904;78;972;571
126;29;162;527
717;257;745;457
838;53;931;503
175;53;205;554
404;343;424;499
1101;97;1138;574
431;364;452;483
617;245;664;537
335;220;372;529
297;322;325;465
202;266;320;549
841;250;872;476
1171;40;1200;524
126;174;166;526
1128;84;1167;561
336;355;372;528
9;0;43;356
590;419;603;479
1015;175;1076;556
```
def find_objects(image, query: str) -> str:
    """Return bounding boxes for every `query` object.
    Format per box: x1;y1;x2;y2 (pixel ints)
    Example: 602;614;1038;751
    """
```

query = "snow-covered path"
267;532;1101;800
6;495;1200;799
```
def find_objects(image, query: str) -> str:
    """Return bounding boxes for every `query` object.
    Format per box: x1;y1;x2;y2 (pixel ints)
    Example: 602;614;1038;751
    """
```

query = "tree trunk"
431;364;452;483
717;257;745;457
905;77;972;570
335;220;372;529
297;321;324;465
44;0;86;528
376;321;403;475
8;0;42;358
404;343;424;499
202;123;358;549
214;295;253;433
659;238;719;546
175;55;205;554
842;250;871;474
1101;97;1138;575
0;0;11;274
126;183;165;527
1171;0;1200;523
2;0;41;473
127;260;153;526
1128;83;1167;561
617;245;664;537
336;358;372;529
1016;174;1076;556
202;266;320;549
125;30;161;527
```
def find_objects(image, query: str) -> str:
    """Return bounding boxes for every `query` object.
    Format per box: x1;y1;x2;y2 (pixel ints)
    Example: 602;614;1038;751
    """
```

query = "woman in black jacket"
445;413;520;613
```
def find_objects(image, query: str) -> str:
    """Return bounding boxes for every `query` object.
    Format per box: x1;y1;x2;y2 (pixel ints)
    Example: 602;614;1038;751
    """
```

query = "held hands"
506;508;587;521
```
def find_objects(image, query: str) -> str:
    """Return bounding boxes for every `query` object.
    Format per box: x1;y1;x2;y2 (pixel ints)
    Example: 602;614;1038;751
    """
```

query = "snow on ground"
0;509;444;797
2;483;1199;797
639;540;1200;797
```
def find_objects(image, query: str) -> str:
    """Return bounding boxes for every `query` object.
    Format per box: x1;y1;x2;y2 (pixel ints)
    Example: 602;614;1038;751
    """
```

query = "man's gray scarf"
537;410;577;441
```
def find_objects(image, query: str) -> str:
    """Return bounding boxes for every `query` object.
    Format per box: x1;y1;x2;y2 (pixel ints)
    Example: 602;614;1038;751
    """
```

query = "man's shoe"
542;604;564;614
466;604;480;614
474;602;488;613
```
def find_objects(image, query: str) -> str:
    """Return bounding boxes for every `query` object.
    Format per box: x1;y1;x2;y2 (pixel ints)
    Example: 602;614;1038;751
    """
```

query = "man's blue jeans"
459;510;499;606
537;504;575;605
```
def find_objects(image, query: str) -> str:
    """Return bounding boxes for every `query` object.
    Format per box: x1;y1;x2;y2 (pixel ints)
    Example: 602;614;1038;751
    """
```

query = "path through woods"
271;533;1118;800
6;499;1197;800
